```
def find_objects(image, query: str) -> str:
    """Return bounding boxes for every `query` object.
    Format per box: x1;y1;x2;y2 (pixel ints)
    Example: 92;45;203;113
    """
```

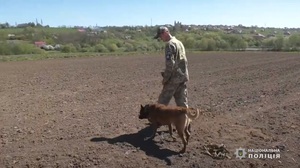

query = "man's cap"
154;26;169;39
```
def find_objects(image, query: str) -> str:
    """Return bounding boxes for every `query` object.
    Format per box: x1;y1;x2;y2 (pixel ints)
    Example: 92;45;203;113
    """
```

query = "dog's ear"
140;104;144;109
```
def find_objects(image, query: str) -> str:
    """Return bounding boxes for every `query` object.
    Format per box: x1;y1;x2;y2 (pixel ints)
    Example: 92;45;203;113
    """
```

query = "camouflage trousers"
158;82;188;108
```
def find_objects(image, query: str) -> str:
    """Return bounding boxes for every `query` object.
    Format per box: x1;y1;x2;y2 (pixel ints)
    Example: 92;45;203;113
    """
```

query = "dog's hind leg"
188;123;191;133
176;123;188;153
185;123;191;143
168;124;176;141
178;133;187;153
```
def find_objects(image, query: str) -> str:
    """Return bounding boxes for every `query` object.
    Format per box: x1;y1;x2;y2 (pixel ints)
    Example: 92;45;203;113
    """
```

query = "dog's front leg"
144;123;158;141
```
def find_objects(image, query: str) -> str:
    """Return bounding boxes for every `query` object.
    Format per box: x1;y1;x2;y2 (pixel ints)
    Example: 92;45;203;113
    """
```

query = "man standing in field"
154;26;189;108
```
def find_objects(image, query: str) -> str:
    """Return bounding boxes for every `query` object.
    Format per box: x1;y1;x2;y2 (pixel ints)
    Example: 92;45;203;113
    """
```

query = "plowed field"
1;52;299;168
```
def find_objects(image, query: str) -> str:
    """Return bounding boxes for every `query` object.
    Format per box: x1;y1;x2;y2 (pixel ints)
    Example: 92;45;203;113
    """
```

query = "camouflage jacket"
162;36;189;84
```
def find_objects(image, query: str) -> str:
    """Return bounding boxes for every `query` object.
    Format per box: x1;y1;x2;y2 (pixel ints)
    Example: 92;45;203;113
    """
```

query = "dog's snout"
138;115;144;119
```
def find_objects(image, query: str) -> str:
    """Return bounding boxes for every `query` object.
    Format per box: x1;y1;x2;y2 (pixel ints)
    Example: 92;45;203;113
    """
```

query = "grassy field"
0;51;162;62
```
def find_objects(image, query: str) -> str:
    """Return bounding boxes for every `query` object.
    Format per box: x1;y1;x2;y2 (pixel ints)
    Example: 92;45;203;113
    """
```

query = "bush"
207;38;217;51
287;34;300;48
232;38;248;50
184;37;196;49
216;39;230;50
94;44;108;52
124;43;135;52
150;41;162;51
106;43;118;52
0;42;45;55
197;38;209;51
79;47;89;52
262;36;285;51
61;44;77;53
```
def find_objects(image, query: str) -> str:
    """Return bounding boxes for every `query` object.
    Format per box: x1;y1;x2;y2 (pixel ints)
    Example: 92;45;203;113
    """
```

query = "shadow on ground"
90;126;178;165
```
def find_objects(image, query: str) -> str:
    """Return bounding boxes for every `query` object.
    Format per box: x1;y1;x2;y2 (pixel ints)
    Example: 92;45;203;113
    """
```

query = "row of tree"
177;32;300;51
0;21;49;29
0;26;300;55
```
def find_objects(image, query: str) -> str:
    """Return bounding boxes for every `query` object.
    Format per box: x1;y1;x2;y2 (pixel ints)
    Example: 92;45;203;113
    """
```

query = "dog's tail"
186;108;200;120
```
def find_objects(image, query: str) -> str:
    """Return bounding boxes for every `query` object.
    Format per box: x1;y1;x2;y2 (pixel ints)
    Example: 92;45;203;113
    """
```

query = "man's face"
159;31;168;42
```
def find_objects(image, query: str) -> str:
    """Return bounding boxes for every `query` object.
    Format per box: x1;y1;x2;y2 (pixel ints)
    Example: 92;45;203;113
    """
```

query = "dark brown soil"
0;52;299;168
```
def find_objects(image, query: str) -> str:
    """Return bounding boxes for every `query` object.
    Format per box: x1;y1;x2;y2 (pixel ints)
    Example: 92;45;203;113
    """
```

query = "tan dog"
139;104;200;153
